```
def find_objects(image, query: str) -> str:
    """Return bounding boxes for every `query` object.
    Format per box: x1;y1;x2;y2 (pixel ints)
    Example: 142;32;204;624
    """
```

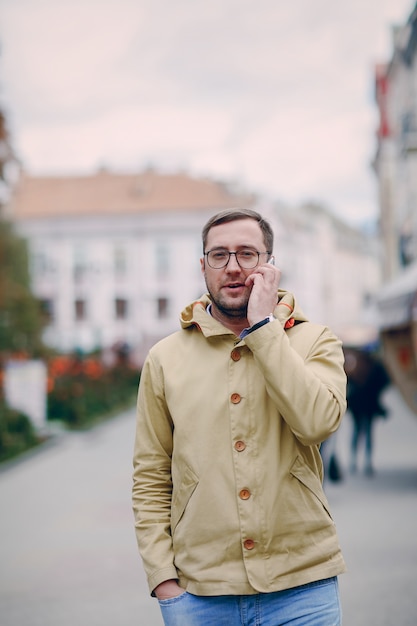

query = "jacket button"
239;488;251;500
243;539;255;550
231;349;241;361
231;393;241;404
234;440;246;452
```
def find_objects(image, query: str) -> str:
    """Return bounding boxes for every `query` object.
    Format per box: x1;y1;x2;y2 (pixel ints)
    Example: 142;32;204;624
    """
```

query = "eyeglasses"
204;248;271;269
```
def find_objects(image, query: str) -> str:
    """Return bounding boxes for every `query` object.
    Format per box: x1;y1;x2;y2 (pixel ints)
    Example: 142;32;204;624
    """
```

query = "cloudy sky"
0;0;414;225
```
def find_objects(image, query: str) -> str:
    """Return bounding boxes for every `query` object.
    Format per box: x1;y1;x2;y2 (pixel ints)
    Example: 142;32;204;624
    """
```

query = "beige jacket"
132;290;347;596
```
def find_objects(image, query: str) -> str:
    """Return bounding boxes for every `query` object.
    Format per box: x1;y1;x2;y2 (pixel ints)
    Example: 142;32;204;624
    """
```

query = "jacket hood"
180;289;309;335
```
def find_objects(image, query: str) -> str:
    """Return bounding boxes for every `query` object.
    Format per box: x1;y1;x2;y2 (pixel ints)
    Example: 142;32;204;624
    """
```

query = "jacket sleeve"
132;353;178;594
244;320;347;445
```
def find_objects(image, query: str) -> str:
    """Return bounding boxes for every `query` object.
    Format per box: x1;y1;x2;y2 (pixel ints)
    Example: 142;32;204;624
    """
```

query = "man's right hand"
154;579;185;600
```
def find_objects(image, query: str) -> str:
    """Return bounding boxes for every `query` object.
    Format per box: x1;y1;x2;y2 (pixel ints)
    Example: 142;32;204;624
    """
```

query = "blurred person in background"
344;345;390;476
132;208;347;626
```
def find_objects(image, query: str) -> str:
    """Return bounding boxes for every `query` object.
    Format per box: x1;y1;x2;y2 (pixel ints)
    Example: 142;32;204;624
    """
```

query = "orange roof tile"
9;169;255;220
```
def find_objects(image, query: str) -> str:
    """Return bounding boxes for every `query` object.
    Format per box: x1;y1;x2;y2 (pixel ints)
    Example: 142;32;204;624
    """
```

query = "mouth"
223;282;245;292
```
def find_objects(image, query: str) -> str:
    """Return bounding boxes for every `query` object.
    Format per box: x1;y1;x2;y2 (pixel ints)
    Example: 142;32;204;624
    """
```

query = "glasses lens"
207;250;229;268
236;250;259;268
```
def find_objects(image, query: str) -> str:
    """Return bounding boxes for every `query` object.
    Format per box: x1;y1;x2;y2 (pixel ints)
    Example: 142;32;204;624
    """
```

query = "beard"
206;286;249;319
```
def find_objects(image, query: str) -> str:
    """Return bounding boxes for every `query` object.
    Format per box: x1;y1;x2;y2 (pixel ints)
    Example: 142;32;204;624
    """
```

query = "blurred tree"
0;106;45;357
0;218;45;355
0;109;10;181
0;108;19;192
0;93;45;461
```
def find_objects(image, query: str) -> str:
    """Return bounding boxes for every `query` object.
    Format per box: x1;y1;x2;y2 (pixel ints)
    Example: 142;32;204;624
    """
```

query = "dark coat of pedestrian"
343;345;390;476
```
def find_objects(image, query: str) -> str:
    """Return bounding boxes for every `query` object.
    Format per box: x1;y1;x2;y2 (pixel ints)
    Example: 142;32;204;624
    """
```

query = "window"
74;299;87;321
114;243;127;276
157;297;169;319
156;242;170;277
39;298;54;323
73;243;88;283
115;298;128;320
32;251;55;276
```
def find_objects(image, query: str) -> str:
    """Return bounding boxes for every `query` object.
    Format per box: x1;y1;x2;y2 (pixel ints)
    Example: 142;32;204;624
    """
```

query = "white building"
8;169;254;363
270;202;381;344
8;168;381;361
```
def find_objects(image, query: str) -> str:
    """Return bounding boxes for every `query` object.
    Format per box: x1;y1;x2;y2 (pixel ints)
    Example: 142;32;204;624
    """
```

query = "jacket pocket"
171;464;199;532
290;455;333;520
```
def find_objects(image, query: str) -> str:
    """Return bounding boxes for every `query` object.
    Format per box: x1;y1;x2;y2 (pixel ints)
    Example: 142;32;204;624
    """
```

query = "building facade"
8;169;381;361
271;202;381;345
373;3;417;280
372;4;417;415
8;169;254;363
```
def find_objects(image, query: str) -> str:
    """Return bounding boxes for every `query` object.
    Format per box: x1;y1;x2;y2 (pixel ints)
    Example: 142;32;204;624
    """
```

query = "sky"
0;0;415;226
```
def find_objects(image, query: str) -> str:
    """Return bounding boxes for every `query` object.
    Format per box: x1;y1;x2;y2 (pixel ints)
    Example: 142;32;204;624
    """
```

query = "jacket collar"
180;290;309;337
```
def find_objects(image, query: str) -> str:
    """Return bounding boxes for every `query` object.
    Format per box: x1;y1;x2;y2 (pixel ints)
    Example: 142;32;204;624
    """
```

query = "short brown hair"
202;208;274;253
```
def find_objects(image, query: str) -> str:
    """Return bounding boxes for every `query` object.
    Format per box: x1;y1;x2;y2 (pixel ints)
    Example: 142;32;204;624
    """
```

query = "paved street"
0;385;416;626
325;386;417;626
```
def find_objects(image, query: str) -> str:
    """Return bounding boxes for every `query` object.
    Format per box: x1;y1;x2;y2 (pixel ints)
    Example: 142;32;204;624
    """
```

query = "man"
132;208;347;626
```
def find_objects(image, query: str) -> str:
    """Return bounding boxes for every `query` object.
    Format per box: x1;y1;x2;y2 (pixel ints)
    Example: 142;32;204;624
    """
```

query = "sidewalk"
0;387;416;625
325;385;417;626
0;408;163;626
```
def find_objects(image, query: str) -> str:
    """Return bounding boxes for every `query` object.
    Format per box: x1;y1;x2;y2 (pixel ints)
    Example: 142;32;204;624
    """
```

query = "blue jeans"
158;577;341;625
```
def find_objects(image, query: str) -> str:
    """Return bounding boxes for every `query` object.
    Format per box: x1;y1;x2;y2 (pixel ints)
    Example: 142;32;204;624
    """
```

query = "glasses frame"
204;248;271;269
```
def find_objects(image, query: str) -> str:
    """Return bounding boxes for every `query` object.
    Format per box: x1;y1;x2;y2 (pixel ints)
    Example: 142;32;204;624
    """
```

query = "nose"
225;253;241;271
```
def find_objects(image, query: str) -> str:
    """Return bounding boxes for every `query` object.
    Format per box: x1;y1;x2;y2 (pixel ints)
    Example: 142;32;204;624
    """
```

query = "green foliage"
0;218;45;355
0;399;40;462
0;216;47;462
47;356;140;429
